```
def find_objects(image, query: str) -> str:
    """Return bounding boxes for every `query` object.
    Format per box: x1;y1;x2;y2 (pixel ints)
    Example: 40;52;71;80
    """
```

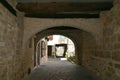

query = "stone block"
112;51;120;61
0;42;5;47
113;43;120;50
115;64;120;69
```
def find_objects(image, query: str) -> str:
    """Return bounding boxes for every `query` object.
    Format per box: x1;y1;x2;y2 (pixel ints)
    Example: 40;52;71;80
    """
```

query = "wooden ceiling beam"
25;13;100;18
16;2;113;14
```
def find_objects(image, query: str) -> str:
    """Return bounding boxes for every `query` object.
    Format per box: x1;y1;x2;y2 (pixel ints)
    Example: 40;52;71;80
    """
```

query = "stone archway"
23;18;101;48
22;19;98;76
35;39;48;66
28;26;96;66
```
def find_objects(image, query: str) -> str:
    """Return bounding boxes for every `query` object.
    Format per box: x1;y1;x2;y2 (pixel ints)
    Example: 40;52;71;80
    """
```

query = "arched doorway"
26;26;96;66
36;39;47;66
35;34;76;66
24;26;97;75
27;27;95;79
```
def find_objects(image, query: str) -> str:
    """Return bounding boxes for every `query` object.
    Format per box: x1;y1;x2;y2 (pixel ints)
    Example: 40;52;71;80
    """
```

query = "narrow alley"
29;58;96;80
1;0;120;80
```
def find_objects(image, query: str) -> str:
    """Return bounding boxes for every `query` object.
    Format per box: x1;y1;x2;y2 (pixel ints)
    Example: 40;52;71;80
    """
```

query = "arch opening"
35;34;76;66
24;26;97;74
47;35;75;58
26;26;97;80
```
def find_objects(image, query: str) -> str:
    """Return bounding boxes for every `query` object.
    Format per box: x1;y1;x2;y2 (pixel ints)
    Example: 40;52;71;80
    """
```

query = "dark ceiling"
16;0;113;18
16;0;112;2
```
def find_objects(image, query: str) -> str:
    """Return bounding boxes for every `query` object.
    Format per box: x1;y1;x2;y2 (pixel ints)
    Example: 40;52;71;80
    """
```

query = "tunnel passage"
15;23;98;80
26;26;97;67
26;26;97;80
1;0;120;80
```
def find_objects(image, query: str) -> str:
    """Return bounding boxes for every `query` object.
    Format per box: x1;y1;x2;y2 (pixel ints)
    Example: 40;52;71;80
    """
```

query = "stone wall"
0;1;16;80
82;0;120;80
23;37;35;76
82;32;97;69
38;39;48;65
0;1;27;80
100;0;120;79
1;0;120;80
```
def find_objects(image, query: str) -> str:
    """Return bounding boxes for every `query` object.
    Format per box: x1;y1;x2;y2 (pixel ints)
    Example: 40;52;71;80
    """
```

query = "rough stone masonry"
0;0;120;80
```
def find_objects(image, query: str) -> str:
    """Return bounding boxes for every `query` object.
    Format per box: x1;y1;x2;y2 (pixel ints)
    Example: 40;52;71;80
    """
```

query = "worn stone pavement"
29;58;97;80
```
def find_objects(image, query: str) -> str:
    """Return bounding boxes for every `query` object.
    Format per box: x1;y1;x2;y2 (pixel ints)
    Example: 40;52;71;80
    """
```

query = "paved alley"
28;59;97;80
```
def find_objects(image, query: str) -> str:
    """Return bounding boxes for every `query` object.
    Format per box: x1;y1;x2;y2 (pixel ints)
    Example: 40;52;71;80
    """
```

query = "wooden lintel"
17;2;113;14
25;13;100;18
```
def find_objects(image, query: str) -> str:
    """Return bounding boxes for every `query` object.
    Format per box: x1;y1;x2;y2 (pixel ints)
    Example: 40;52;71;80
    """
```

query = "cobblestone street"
29;59;96;80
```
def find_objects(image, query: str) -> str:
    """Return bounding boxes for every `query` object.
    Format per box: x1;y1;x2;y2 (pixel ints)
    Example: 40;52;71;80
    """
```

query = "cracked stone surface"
29;59;97;80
